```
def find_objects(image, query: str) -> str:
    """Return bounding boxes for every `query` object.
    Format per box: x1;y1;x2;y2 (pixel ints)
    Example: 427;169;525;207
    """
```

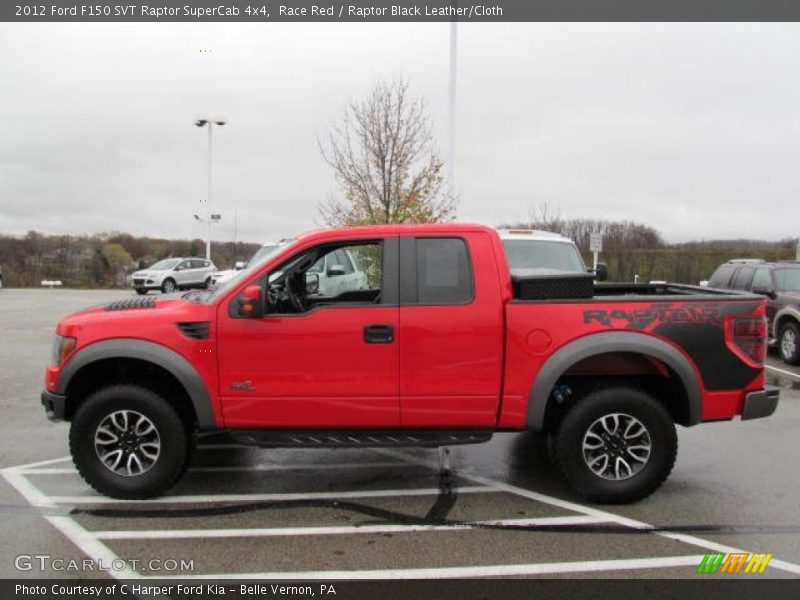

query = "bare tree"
319;79;455;226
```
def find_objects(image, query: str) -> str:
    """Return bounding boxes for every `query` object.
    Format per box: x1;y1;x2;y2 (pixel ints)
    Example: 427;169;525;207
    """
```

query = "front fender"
57;339;217;429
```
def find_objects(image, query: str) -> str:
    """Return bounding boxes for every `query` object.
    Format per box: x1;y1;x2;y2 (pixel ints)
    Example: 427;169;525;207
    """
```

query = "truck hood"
56;295;212;339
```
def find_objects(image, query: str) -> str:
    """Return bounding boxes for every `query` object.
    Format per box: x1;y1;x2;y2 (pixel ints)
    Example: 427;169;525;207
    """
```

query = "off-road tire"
779;321;800;365
70;385;191;499
552;385;677;504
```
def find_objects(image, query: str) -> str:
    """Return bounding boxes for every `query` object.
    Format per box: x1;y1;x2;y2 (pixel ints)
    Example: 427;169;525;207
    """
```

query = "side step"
226;429;494;449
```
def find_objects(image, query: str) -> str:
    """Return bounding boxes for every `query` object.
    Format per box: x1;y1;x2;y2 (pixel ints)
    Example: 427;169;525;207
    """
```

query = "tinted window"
774;268;800;292
730;267;755;291
751;268;772;290
416;238;473;304
708;265;736;288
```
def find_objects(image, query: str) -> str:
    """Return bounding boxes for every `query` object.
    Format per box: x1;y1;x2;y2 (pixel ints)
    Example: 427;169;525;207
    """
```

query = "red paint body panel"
46;223;769;433
398;232;505;427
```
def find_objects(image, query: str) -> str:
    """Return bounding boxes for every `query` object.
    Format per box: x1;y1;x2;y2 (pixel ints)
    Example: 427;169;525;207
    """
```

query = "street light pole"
194;119;226;261
447;6;458;199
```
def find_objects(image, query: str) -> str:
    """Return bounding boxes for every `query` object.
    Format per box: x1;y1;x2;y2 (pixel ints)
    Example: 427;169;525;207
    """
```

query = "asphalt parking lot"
1;289;799;580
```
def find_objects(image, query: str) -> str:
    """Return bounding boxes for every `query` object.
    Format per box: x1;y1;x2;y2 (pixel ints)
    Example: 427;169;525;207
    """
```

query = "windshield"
149;258;181;271
200;240;294;302
774;268;800;292
246;244;280;268
502;239;586;273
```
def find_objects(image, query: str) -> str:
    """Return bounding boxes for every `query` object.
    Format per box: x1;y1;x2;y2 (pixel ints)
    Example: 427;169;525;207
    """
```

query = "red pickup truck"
42;224;778;503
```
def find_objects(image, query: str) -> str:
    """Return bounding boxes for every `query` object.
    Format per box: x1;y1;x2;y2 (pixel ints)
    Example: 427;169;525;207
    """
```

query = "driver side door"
216;237;400;428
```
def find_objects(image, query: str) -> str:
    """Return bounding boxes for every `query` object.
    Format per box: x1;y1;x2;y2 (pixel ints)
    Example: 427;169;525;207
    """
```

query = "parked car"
132;258;216;294
706;259;800;364
213;243;369;298
43;224;776;503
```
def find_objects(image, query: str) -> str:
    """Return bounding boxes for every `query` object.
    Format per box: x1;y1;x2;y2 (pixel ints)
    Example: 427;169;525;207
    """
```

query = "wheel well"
64;358;197;428
776;315;799;336
542;352;691;431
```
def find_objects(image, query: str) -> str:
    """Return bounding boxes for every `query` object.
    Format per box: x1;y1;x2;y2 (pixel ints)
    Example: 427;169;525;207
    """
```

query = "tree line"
0;231;260;288
501;205;797;284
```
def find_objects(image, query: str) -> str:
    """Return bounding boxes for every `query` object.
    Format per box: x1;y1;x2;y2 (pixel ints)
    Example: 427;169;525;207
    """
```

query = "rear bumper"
741;386;780;420
41;390;66;422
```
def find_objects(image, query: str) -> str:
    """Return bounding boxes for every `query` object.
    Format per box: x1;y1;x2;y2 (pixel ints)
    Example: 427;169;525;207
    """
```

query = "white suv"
132;258;216;295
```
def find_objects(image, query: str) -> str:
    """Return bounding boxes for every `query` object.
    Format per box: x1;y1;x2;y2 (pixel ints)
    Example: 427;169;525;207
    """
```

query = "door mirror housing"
327;264;346;277
752;285;777;299
237;284;264;318
235;261;245;270
593;262;609;282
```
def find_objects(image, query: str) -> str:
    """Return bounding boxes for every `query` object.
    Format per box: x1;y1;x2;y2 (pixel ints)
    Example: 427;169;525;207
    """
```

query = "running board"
226;429;494;448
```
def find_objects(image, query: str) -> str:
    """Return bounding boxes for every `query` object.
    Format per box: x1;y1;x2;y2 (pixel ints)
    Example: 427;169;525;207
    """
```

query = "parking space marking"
92;515;609;540
1;463;140;581
22;460;414;476
163;555;708;579
379;449;800;577
766;364;800;379
6;449;800;579
46;486;499;505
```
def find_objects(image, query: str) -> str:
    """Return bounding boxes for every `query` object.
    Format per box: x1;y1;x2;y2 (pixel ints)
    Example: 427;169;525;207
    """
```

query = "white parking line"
23;461;414;476
1;464;139;580
47;485;500;505
766;364;800;380
93;515;608;540
162;554;708;579
379;448;800;577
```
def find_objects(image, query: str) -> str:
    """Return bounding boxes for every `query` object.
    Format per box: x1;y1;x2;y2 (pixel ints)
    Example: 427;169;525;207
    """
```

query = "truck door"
398;233;505;427
216;237;400;428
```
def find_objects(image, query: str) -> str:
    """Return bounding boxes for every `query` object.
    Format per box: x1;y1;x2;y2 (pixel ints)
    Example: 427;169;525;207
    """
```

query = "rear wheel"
779;321;800;365
552;385;677;504
70;385;192;499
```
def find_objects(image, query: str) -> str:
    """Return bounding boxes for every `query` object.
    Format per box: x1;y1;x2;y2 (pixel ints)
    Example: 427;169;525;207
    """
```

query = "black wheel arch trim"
527;331;702;431
57;339;217;429
774;307;800;338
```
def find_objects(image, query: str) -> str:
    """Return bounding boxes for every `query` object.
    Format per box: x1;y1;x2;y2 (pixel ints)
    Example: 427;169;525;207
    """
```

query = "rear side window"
415;238;473;304
708;265;736;288
751;268;772;290
730;267;755;291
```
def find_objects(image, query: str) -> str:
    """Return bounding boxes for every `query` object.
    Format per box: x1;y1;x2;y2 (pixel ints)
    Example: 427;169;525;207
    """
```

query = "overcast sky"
1;22;799;244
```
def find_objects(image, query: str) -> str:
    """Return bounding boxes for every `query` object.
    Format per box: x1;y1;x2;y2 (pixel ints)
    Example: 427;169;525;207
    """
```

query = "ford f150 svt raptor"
41;225;779;503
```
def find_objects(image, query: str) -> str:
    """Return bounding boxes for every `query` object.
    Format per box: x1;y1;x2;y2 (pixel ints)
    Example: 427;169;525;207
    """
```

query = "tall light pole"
194;118;226;261
447;6;458;199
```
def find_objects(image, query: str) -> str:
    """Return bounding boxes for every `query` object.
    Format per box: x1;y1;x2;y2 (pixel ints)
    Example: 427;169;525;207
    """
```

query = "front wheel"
70;385;192;499
161;278;176;294
552;386;677;504
779;321;800;365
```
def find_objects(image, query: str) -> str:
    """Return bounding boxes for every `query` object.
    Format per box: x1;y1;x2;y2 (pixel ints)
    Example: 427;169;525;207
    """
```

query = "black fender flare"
526;331;703;431
773;306;800;339
57;339;217;429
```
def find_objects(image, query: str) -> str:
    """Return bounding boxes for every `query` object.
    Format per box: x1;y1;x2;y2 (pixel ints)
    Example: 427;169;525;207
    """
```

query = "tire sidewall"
779;322;800;364
161;278;176;294
70;386;188;499
554;387;677;503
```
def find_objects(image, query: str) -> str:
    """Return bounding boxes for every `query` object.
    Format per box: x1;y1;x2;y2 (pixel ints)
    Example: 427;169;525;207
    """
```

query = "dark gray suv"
707;259;800;365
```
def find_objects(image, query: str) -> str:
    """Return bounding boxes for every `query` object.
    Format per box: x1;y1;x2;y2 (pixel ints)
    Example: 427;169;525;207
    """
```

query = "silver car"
132;258;216;295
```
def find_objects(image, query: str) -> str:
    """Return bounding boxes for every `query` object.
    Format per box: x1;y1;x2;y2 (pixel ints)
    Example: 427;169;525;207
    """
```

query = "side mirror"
237;285;264;318
327;264;346;277
306;273;320;295
752;285;777;300
235;261;245;270
593;262;609;282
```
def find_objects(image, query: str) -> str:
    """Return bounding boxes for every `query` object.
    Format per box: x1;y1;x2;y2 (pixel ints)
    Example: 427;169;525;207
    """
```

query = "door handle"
363;324;394;344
